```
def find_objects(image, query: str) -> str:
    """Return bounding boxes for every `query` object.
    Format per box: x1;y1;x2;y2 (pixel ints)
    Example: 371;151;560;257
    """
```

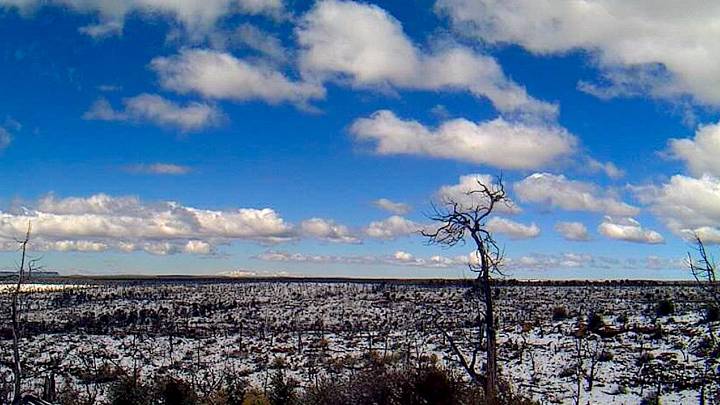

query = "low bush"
705;305;719;323
656;299;675;317
551;306;569;321
586;312;605;332
155;377;198;405
101;362;537;405
108;375;154;405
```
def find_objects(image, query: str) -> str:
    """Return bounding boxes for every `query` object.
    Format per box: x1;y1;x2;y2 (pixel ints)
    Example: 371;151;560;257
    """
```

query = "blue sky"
0;0;718;279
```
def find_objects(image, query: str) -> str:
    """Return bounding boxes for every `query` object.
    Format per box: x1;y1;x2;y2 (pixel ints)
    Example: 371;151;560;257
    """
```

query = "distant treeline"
10;275;705;288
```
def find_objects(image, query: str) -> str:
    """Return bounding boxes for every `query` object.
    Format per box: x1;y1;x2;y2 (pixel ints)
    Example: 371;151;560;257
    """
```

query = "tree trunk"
474;233;498;403
10;228;30;405
482;267;498;403
10;285;22;405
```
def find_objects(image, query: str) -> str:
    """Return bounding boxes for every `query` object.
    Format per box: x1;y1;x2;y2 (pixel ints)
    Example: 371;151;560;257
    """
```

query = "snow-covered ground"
0;283;93;293
0;281;717;404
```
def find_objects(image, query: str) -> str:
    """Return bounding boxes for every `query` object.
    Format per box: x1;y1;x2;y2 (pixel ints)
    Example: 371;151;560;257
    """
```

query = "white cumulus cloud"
0;0;286;38
554;221;590;241
297;0;556;117
372;198;411;215
514;173;639;216
633;174;720;244
0;193;296;255
151;49;325;108
587;158;624;179
436;0;720;106
300;218;360;244
598;216;664;244
84;94;222;132
351;110;576;170
668;122;720;177
486;217;540;240
365;216;422;240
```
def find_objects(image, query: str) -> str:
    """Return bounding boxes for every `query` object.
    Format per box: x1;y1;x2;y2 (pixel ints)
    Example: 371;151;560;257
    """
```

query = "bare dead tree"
423;175;510;403
688;235;720;308
686;235;720;404
584;336;602;393
10;222;31;405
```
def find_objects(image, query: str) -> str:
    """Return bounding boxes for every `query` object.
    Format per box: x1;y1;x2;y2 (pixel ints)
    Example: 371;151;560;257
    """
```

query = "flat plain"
1;278;718;404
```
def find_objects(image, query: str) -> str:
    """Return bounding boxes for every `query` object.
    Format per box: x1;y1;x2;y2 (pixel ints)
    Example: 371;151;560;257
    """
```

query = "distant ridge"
0;271;60;278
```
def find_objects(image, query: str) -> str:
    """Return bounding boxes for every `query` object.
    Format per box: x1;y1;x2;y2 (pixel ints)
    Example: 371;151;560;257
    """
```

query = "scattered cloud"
255;249;682;272
0;193;296;255
514;173;639;216
297;0;556;117
151;49;325;108
84;94;222;132
0;238;220;256
113;240;215;255
372;198;411;215
430;104;451;119
97;84;121;92
598;216;664;244
228;23;288;64
506;252;591;270
436;0;720;107
182;240;213;255
554;221;590;241
0;128;11;150
365;216;422;240
37;240;109;252
505;252;682;272
124;163;192;175
300;218;360;244
3;116;21;131
254;249;470;268
633;174;720;243
236;0;285;19
217;268;297;278
0;0;286;38
668;122;720;177
587;158;624;179
486;217;540;240
389;250;466;268
351;110;576;170
79;21;123;38
0;116;20;151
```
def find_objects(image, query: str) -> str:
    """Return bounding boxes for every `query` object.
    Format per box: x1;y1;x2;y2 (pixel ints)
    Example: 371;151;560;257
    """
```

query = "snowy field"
0;280;718;404
0;283;92;293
